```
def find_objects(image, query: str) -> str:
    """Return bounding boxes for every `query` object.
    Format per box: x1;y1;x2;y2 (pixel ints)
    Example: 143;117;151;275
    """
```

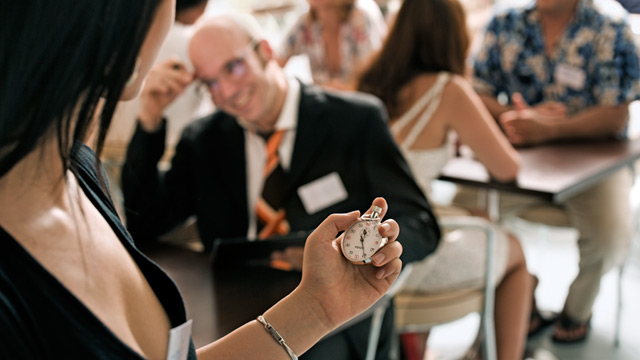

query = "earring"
125;57;141;87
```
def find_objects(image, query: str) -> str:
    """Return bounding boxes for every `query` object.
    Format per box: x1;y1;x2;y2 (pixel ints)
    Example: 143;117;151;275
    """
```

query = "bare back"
392;72;519;182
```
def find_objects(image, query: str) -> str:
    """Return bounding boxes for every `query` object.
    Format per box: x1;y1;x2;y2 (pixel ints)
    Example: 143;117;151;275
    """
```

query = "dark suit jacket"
122;82;440;359
123;83;440;260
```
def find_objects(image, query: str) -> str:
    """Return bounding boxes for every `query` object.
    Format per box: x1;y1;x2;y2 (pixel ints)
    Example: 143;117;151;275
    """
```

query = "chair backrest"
389;216;499;360
393;288;484;333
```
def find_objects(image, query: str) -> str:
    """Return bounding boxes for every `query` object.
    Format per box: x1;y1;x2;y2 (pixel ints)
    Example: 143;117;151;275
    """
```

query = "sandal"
552;314;591;343
528;308;559;338
527;275;559;338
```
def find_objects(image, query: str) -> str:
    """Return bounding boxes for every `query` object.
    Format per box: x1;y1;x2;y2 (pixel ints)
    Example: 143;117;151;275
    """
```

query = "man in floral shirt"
471;0;640;343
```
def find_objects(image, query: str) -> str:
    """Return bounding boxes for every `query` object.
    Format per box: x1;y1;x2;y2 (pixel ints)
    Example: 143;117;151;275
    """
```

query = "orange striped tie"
256;130;290;239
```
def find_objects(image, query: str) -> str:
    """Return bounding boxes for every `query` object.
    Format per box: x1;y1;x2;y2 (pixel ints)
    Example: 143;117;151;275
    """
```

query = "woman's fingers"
311;210;360;241
378;219;399;242
362;197;388;219
371;238;402;267
375;258;402;280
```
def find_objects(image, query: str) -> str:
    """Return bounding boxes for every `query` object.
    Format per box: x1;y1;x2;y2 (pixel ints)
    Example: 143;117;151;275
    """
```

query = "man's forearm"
395;213;440;264
551;105;629;141
121;122;167;237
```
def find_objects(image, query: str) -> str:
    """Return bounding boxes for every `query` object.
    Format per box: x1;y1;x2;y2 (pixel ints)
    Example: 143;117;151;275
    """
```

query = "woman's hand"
297;197;402;330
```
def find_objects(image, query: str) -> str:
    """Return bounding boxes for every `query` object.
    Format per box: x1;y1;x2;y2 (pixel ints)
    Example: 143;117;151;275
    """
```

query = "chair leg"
481;310;497;360
614;264;625;347
366;305;387;360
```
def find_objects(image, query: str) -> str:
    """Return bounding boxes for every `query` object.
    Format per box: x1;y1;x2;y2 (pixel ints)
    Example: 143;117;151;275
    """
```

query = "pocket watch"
341;206;388;264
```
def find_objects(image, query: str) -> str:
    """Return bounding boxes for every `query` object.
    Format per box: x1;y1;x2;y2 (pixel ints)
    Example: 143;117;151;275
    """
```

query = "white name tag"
554;63;586;90
166;319;193;360
297;172;348;214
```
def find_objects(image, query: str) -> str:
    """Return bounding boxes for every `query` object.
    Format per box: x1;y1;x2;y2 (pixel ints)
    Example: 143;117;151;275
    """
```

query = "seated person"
121;13;440;360
278;0;387;90
357;0;532;358
466;0;640;343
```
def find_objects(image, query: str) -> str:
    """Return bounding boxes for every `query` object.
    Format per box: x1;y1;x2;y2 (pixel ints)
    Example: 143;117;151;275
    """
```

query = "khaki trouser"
454;168;633;321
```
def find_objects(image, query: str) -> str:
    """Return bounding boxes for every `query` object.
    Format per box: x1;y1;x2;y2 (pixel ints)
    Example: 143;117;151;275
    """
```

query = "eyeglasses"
196;39;260;95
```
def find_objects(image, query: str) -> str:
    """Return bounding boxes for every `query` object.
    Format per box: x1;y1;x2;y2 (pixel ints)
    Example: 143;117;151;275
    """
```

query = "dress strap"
392;72;450;149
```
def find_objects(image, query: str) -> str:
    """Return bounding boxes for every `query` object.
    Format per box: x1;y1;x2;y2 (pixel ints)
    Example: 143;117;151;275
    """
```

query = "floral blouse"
473;0;640;116
279;0;387;86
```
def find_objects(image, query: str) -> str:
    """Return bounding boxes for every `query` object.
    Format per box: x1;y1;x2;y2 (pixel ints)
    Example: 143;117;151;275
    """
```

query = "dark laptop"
210;231;310;269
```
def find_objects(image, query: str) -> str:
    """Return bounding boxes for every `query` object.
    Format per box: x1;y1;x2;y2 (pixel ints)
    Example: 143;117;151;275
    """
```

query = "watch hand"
360;229;367;256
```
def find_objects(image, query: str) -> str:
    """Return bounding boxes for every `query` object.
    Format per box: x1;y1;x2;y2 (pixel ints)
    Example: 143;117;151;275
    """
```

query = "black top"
0;144;197;359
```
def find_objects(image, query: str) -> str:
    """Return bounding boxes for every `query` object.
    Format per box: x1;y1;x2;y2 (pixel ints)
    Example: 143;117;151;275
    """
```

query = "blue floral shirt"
473;0;640;116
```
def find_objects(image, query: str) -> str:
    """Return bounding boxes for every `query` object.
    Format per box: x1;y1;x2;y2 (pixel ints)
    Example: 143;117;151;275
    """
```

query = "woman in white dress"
357;0;532;359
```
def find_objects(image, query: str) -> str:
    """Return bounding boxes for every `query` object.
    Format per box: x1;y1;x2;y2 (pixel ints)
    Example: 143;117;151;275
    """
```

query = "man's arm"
121;122;198;243
362;103;441;263
121;58;198;243
498;99;628;146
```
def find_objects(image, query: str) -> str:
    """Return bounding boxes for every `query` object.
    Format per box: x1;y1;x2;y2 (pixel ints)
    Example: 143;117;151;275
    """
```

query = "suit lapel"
285;84;331;197
218;114;249;226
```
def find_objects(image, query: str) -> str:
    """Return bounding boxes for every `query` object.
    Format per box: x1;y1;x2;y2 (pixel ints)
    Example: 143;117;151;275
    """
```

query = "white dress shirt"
243;78;301;240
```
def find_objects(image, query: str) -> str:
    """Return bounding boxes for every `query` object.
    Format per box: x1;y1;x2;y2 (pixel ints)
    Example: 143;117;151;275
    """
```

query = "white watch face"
341;219;385;264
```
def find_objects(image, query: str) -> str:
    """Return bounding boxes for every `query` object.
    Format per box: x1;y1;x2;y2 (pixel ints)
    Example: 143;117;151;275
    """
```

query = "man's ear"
255;39;275;63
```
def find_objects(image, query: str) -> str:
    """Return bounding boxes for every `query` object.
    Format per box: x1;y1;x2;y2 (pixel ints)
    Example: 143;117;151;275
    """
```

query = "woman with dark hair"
0;1;404;359
278;0;387;90
358;0;531;359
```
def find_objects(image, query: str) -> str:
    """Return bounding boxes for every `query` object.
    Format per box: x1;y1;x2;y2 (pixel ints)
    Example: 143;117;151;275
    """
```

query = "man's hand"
138;57;194;132
498;92;566;146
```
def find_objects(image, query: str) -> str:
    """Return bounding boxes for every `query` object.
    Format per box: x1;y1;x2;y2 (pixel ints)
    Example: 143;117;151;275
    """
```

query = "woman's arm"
197;198;403;359
444;76;520;182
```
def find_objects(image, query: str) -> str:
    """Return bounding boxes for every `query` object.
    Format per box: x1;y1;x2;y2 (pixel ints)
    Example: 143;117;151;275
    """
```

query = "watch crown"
370;206;382;220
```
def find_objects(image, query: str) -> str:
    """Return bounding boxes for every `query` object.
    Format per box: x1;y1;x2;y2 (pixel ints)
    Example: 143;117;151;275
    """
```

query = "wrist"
138;113;163;133
262;287;333;355
544;116;566;141
292;287;335;332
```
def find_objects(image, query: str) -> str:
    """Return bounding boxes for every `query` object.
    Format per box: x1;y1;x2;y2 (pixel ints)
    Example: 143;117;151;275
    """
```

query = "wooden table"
438;139;640;218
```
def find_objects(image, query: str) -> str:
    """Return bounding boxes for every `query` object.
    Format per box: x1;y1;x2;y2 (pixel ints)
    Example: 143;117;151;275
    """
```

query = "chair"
378;216;499;360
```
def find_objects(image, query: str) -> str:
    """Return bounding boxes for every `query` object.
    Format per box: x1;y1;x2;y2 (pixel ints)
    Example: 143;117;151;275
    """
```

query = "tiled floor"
424;181;640;360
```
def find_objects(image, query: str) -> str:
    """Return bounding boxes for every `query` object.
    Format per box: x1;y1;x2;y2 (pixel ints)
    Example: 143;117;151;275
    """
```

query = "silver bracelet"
256;315;298;360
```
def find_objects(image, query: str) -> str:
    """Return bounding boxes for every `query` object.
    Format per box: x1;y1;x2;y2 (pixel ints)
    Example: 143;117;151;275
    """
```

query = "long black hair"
0;0;163;179
176;0;207;12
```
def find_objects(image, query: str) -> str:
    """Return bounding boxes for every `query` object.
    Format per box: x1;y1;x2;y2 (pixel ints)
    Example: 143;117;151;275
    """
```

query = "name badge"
166;319;193;360
297;172;348;214
554;63;586;90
